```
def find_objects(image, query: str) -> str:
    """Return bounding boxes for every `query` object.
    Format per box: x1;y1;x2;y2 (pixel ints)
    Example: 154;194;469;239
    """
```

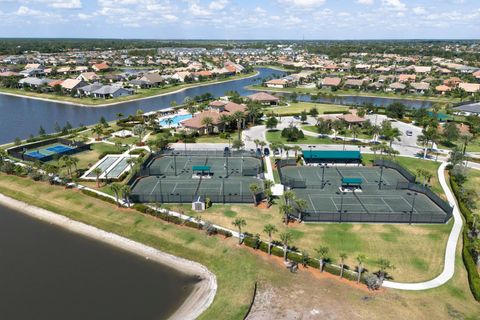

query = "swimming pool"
159;114;192;127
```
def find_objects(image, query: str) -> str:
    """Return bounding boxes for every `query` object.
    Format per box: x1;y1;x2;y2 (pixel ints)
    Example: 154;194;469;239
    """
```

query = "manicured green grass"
266;130;333;145
265;101;347;115
196;134;231;143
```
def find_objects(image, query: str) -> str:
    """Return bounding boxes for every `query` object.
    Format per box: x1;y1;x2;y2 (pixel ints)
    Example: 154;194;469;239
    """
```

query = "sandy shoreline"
0;193;217;320
0;70;260;108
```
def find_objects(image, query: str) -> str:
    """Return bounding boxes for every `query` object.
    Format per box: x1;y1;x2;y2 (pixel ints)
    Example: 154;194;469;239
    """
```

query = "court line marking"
149;179;160;195
307;194;317;212
330;197;339;210
381;198;394;213
400;196;418;213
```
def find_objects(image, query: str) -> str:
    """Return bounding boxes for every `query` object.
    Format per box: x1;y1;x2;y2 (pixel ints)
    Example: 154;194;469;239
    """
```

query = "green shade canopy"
342;177;363;185
192;165;211;172
302;150;361;160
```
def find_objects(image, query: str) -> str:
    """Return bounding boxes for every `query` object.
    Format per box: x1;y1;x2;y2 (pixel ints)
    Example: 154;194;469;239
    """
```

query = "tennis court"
146;155;263;177
25;143;74;160
130;153;265;204
279;164;452;224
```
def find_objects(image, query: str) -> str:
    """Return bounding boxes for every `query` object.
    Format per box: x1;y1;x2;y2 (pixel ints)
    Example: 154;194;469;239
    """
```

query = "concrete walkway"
382;161;463;290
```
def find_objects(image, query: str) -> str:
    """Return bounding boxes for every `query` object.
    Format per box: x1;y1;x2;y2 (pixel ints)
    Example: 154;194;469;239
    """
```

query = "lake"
0;68;433;144
0;203;196;320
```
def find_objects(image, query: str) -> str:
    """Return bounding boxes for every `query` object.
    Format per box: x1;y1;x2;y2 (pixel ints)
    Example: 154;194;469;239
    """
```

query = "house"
48;79;64;88
139;73;164;86
343;79;365;89
24;63;42;70
75;66;89;73
435;85;451;95
92;85;134;99
19;68;44;78
61;79;88;92
410;82;430;94
413;66;432;74
57;66;72;74
18;77;51;89
459;83;480;95
181;101;247;134
0;71;19;77
171;71;191;82
388;82;406;92
128;79;151;89
444;77;461;87
92;62;110;72
78;83;104;96
438;123;470;135
246;92;279;105
265;78;290;88
76;72;99;82
321;77;342;88
473;70;480;81
398;74;416;83
337;110;366;128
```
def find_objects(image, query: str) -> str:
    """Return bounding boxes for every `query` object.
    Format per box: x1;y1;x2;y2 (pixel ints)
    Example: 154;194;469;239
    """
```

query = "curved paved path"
382;162;463;290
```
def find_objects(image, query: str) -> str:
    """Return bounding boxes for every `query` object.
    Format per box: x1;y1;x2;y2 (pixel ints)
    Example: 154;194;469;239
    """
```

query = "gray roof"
92;85;133;95
79;83;103;92
454;103;480;114
18;77;50;86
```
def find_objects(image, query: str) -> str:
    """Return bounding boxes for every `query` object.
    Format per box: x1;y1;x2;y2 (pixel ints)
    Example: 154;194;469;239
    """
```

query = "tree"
309;107;319;117
315;246;329;272
467;115;480;137
92;124;103;140
443;122;460;142
219;114;231;132
110;183;122;206
232;111;245;140
232;218;246;245
356;254;366;283
263;224;278;255
386;102;406;119
38;126;46;136
133;124;147;142
449;147;465;167
201;116;214;135
332;120;344;139
316;118;331;137
61;155;73;177
266;116;278;130
249;183;260;206
99;116;109;128
294;198;307;221
377;258;395;282
279;231;293;261
350;125;361;141
300;110;308;123
279;203;294;226
339;253;347;278
93;167;102;188
246;101;262;125
417;125;439;159
121;185;131;207
232;139;244;150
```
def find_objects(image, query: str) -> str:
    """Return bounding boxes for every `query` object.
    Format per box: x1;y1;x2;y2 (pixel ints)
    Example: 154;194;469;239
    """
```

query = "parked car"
224;146;231;156
263;147;270;156
406;130;413;136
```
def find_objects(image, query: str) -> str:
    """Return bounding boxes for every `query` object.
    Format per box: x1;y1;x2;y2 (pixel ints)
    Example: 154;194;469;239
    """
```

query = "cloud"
381;0;406;11
277;0;326;8
412;6;426;15
209;0;228;10
48;0;82;9
356;0;374;4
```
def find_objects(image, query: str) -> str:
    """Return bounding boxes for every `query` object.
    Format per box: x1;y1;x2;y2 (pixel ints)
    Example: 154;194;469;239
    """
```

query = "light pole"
157;176;163;202
378;164;384;190
409;192;417;224
343;136;346;151
321;164;326;189
173;154;177;176
338;190;346;223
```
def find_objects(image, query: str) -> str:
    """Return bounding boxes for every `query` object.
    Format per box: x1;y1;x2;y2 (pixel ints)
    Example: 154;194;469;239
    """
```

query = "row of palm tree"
110;183;131;207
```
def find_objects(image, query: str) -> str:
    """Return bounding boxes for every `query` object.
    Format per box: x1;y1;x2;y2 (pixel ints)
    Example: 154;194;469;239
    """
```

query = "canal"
0;203;196;320
0;68;433;144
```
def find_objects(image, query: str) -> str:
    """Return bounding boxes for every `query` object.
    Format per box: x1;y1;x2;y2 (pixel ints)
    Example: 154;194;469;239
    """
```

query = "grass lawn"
0;71;256;106
196;134;231;143
166;202;451;283
265;101;348;115
301;125;372;140
463;168;480;216
0;174;478;319
437;137;480;153
266;130;366;146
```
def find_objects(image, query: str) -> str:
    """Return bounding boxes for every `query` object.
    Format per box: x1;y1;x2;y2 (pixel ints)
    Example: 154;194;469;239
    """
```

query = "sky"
0;0;479;39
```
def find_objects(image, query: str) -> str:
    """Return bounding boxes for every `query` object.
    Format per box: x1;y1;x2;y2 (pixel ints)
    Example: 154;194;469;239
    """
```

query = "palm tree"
116;113;124;121
232;218;247;244
315;246;329;272
263;223;278;255
356;254;366;284
232;111;245;140
61;155;73;177
93;167;102;188
283;190;295;206
254;139;261;149
294;198;307;221
201;116;214;135
70;156;79;172
377;258;395;282
279;203;294;226
332;120;344;140
246;101;262;125
339;253;347;278
292;145;302;158
92;124;103;140
386;127;402;147
127;157;137;171
219;114;231;132
371;125;381;143
279;231;293;261
350;125;361;141
110;183;121;206
249;183;260;206
121;185;131;207
284;145;291;159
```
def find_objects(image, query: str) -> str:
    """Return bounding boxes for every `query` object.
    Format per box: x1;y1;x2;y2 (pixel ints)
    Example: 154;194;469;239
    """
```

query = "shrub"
81;189;117;205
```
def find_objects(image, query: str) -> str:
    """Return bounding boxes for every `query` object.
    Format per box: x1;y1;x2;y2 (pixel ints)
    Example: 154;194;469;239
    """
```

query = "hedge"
450;175;480;301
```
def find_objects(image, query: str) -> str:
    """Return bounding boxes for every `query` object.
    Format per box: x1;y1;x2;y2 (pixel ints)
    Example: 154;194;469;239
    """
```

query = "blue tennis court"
46;145;73;153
